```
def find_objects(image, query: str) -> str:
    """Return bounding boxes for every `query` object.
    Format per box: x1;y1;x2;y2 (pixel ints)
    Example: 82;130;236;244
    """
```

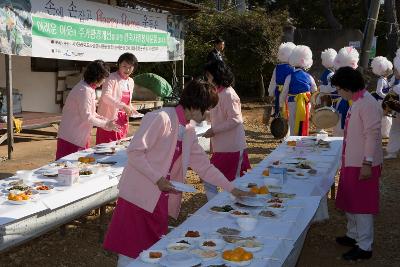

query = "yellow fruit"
259;186;269;194
222;250;233;260
262;169;269;176
230;254;241;262
241;252;253;261
21;194;30;200
233;247;245;255
250;187;259;194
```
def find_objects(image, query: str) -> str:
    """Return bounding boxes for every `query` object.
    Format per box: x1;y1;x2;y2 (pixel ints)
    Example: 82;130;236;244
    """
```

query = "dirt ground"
0;102;399;267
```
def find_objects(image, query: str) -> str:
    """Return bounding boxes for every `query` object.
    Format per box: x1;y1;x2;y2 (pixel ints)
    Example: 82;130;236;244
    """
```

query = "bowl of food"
139;249;166;263
199;238;225;251
230;210;251;218
222;247;253;266
167;242;191;253
236;240;263;252
183;230;201;240
267;203;287;214
237;217;258;231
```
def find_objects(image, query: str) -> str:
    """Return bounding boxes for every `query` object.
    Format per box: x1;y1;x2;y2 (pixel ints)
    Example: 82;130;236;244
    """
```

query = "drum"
382;93;400;115
270;116;288;139
310;92;339;129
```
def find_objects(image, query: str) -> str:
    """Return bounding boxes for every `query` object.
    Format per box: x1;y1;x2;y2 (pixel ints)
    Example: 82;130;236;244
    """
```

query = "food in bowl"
222;235;255;244
79;169;93;176
217;227;241;236
249;185;269;195
210;205;234;212
231;210;250;216
262;169;270;176
202;241;216;247
287;141;297;147
191;249;218;259
258;210;277;217
267;197;283;204
78;156;95;163
8;192;30;201
185;230;200;238
269;203;284;208
149;251;162;259
36;185;51;191
222;247;253;262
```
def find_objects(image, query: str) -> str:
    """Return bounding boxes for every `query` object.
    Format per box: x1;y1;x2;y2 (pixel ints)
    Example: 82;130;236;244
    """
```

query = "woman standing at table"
96;53;140;144
56;60;118;160
103;79;252;267
203;61;250;200
331;67;382;261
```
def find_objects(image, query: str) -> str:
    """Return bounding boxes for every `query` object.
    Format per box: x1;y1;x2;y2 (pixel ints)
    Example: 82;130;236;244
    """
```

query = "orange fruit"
241;252;253;261
230;254;241;262
14;195;23;201
222;250;233;260
262;169;269;176
259;186;269;194
233;247;245;255
8;193;15;200
250;187;259;194
21;194;30;200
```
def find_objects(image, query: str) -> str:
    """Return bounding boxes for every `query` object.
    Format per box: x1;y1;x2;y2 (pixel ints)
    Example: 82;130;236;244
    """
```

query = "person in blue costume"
280;45;317;136
371;56;393;138
332;47;360;137
386;49;400;159
268;42;296;117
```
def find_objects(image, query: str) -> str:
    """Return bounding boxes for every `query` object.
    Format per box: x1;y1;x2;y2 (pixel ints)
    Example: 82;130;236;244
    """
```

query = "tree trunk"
321;0;343;29
385;0;400;60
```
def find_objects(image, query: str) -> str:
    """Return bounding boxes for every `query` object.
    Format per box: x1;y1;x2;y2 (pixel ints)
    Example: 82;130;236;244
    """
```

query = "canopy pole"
5;54;13;159
181;56;185;92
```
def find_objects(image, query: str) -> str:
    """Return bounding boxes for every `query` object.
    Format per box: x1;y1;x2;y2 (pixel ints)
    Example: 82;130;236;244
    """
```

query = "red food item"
36;185;50;190
185;230;200;237
149;251;162;258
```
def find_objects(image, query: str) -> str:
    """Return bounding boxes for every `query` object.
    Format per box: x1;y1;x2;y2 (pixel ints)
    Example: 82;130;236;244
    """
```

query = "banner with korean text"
0;0;184;62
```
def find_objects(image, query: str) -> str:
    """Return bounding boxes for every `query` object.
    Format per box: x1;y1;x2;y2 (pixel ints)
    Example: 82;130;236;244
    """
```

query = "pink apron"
103;105;187;258
211;151;251;181
336;90;381;214
55;138;89;160
96;90;131;144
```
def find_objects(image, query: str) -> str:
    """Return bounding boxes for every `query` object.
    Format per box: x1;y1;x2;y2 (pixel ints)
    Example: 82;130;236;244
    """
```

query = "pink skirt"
96;111;129;145
55;138;89;160
210;150;251;181
336;165;381;214
103;195;168;258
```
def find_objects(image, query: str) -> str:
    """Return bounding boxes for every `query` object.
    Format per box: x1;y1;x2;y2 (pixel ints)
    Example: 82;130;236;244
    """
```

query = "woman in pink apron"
96;53;140;144
103;80;253;267
331;67;383;261
56;60;118;160
202;61;251;200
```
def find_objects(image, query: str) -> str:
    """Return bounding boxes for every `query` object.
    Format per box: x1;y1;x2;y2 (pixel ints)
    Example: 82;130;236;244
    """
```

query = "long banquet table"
129;136;343;267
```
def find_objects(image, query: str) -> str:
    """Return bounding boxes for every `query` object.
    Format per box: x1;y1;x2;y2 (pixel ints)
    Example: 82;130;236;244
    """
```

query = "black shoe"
336;236;357;247
342;246;372;261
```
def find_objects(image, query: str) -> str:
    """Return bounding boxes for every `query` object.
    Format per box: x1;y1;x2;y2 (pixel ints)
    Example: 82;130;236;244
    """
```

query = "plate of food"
79;168;94;177
258;210;278;218
216;227;241;236
7;193;31;205
182;230;202;240
271;192;296;199
159;252;202;267
209;205;235;214
235;196;266;207
222;235;255;244
267;197;284;204
236;240;263;252
35;185;54;194
229;210;251;218
222;247;253;266
190;249;218;260
199;238;225;251
166;242;191;253
267;203;287;214
140;250;166;264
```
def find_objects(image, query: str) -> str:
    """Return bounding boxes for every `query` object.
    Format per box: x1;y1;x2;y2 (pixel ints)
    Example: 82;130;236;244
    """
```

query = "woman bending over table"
331;67;383;261
103;79;252;267
56;60;118;160
96;53;140;144
203;60;251;200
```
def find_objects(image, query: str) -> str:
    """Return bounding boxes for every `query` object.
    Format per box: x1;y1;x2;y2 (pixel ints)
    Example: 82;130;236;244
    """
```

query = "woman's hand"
203;128;215;138
156;177;179;193
105;120;120;132
123;105;134;116
230;188;256;199
359;164;372;180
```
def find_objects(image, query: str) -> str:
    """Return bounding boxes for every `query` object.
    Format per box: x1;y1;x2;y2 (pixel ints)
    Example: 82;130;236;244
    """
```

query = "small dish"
166;242;191;253
229;209;251;218
199;238;225;251
139;249;166;263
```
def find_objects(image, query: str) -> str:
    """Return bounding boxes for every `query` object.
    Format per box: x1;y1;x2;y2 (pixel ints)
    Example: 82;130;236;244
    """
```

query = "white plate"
159;253;202;267
130;113;144;118
96;143;114;148
235;196;265;207
171;181;196;193
199;238;225;251
236;240;263;252
223;259;252;266
35;185;54;194
140;249;166;264
6;199;30;205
